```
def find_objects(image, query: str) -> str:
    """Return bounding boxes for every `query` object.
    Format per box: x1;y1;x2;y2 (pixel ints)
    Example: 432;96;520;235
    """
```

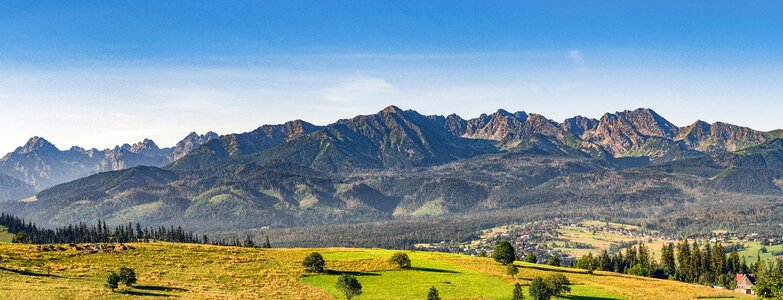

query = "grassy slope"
0;226;13;243
554;222;671;258
738;241;783;265
0;242;751;299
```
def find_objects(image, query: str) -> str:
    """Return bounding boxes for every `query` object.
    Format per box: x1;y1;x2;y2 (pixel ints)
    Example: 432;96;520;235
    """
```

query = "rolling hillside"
0;242;751;299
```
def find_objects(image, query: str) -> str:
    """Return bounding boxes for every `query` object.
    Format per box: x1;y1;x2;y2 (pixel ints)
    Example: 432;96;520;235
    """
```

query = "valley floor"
0;242;753;299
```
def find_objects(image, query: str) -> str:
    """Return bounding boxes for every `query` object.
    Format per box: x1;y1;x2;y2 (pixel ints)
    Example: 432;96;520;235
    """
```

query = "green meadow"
0;242;752;299
737;241;783;265
0;226;13;243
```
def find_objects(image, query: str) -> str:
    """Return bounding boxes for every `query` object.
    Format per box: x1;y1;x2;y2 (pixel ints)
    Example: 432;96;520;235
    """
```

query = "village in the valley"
416;218;783;295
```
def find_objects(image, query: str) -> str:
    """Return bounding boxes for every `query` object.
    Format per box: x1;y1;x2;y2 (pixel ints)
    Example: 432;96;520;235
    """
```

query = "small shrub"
546;257;560;267
106;272;120;291
506;264;519;277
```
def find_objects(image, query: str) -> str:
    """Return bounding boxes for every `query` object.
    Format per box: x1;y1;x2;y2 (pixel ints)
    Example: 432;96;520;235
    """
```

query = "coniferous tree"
728;247;740;274
599;250;612;271
661;243;676;278
675;240;692;282
512;282;524;300
691;242;703;282
427;286;441;300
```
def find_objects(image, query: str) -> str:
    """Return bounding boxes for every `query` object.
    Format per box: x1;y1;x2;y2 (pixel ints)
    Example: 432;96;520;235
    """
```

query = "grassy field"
0;242;753;299
0;226;13;243
554;222;670;258
737;241;783;265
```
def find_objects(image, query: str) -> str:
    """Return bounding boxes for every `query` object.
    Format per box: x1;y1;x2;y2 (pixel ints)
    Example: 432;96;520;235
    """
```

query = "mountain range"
2;106;782;233
0;132;218;197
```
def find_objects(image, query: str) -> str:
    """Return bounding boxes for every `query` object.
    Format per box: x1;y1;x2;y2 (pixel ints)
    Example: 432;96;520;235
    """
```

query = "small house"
734;274;755;295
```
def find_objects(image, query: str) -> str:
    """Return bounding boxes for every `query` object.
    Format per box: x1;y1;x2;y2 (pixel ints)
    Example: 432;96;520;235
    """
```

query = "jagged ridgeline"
1;106;782;234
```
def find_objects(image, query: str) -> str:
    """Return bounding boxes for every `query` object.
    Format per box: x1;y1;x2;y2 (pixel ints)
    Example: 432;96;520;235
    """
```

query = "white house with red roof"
734;274;755;295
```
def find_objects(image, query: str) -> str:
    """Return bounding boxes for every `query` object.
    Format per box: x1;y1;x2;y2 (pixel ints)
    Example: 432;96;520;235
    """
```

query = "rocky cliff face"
170;132;219;161
579;108;680;156
675;121;772;152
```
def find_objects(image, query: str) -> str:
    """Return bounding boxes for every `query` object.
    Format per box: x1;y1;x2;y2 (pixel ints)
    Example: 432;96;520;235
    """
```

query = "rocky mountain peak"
675;120;770;151
381;105;404;114
616;108;679;138
170;131;220;161
442;114;467;136
130;139;160;153
561;116;599;138
17;136;59;155
492;109;512;117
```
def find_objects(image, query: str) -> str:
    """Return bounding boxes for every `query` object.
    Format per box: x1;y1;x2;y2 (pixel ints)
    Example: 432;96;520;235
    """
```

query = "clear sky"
1;1;782;154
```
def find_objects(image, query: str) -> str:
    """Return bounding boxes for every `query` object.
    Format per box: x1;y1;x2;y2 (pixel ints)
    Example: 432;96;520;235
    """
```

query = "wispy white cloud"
321;75;397;103
568;50;586;65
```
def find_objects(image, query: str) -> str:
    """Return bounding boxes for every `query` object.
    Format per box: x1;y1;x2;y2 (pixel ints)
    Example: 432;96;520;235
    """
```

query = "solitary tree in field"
106;272;120;292
389;252;411;269
336;274;362;300
544;274;571;297
506;264;519;278
427;286;441;300
493;240;516;265
524;253;537;263
118;267;137;286
529;276;551;300
529;274;571;300
303;252;326;273
512;282;524;300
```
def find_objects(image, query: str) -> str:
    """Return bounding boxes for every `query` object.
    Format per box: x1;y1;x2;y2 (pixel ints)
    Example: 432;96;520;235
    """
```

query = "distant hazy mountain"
0;132;218;192
0;173;35;201
2;106;782;231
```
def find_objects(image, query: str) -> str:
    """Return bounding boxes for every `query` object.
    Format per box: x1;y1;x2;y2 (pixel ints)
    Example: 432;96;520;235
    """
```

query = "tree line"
575;240;754;289
1;213;201;244
0;212;276;248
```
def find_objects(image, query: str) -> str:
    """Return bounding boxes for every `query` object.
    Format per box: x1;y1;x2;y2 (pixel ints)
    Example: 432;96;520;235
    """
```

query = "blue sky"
1;1;782;153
